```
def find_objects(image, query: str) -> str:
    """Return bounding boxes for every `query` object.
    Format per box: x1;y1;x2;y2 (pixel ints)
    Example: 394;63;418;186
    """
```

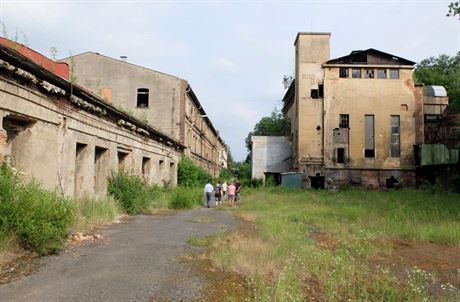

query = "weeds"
204;188;460;301
73;196;121;232
169;187;203;209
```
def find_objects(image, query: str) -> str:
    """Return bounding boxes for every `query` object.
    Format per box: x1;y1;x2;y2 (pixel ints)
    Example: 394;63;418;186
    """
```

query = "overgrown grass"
169;187;203;209
205;188;460;301
73;196;121;232
0;164;75;256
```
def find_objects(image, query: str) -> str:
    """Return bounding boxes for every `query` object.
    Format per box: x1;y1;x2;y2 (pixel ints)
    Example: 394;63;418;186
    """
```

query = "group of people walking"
204;180;241;208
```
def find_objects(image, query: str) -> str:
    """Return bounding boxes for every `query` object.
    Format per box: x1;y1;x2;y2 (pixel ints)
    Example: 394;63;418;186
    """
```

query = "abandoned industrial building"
251;32;458;188
60;52;227;178
0;38;225;200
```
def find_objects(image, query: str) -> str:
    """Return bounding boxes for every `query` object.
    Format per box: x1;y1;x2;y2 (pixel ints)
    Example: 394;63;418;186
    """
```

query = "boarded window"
390;69;399;79
137;88;149;108
390;115;400;157
337;148;345;164
364;69;374;79
377;69;387;79
352;69;361;78
339;68;349;78
364;115;375;158
339;114;349;128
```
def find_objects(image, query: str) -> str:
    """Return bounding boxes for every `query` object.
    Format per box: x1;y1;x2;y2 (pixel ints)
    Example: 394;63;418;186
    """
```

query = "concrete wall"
61;53;182;140
62;53;226;178
289;32;420;187
251;136;293;180
0;69;180;200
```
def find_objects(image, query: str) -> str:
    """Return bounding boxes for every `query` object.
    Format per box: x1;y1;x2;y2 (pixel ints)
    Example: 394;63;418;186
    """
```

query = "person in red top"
227;182;236;207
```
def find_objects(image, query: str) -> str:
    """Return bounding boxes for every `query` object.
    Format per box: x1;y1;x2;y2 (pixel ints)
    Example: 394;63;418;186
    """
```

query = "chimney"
120;56;127;62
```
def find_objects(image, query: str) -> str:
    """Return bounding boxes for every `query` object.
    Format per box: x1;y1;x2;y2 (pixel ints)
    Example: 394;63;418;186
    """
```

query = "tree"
447;1;460;18
282;74;294;90
245;108;290;152
414;52;460;112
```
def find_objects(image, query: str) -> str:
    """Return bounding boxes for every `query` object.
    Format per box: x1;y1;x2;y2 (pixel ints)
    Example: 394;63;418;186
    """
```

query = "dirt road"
0;208;237;302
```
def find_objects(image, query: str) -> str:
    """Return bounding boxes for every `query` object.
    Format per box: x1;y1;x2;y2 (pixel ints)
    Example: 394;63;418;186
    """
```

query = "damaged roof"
326;48;415;66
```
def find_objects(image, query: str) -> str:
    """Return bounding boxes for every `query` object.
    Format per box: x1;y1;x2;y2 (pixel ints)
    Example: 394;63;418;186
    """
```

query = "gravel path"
0;208;238;302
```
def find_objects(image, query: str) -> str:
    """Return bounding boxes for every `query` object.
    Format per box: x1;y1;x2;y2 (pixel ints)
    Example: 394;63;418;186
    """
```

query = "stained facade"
0;41;183;199
61;53;227;177
282;32;448;187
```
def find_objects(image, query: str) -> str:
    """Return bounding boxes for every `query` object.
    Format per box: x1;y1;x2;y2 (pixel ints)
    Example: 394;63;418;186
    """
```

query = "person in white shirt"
204;181;214;208
221;181;228;200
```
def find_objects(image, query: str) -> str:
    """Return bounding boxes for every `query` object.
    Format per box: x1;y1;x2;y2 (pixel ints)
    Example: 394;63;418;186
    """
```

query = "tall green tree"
245;108;290;152
414;52;460;112
447;1;460;17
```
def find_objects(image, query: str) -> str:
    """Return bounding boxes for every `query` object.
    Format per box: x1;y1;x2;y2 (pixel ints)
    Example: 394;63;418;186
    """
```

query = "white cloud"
211;57;239;72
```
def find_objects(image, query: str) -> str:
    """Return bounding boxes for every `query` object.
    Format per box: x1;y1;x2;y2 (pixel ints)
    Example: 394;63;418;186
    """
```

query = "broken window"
318;84;324;98
390;115;400;157
364;69;374;79
390;69;399;79
310;89;319;99
137;88;149;108
142;157;151;180
364;115;375;158
377;69;387;79
337;148;345;164
339;68;349;78
339;114;349;128
352;69;361;78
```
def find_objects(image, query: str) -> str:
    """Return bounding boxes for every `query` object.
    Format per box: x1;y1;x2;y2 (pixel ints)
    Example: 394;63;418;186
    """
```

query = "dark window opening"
339;114;349;128
2;116;36;143
352;69;361;78
318;84;324;98
364;69;374;79
137;88;149;108
337;148;345;163
311;89;319;99
339;68;349;78
365;149;375;158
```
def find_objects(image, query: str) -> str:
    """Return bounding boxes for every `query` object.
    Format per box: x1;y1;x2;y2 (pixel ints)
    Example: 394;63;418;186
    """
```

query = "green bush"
177;158;211;187
107;170;161;214
169;187;203;209
0;164;75;255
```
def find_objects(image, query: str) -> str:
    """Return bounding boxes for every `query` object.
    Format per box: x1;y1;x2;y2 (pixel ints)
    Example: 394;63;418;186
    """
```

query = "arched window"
137;88;149;108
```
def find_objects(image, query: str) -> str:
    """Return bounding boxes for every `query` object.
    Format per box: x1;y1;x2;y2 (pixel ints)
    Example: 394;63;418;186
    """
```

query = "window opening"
310;89;319;99
390;115;400;157
137;88;149;108
339;114;349;128
337;148;345;164
75;143;88;198
364;115;375;158
390;69;399;79
159;159;165;170
364;69;374;79
377;69;387;79
142;157;151;180
117;151;129;171
94;146;108;196
318;84;324;98
339;68;349;78
352;69;361;78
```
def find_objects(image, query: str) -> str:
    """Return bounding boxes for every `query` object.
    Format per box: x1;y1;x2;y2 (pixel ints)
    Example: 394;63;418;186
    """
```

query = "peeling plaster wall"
0;74;180;199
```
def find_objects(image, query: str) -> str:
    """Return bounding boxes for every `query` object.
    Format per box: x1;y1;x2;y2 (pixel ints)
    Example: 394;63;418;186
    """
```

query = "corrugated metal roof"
424;85;447;97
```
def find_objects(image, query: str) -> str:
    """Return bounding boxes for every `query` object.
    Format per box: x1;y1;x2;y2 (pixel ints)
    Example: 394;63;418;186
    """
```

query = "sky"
0;0;459;161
